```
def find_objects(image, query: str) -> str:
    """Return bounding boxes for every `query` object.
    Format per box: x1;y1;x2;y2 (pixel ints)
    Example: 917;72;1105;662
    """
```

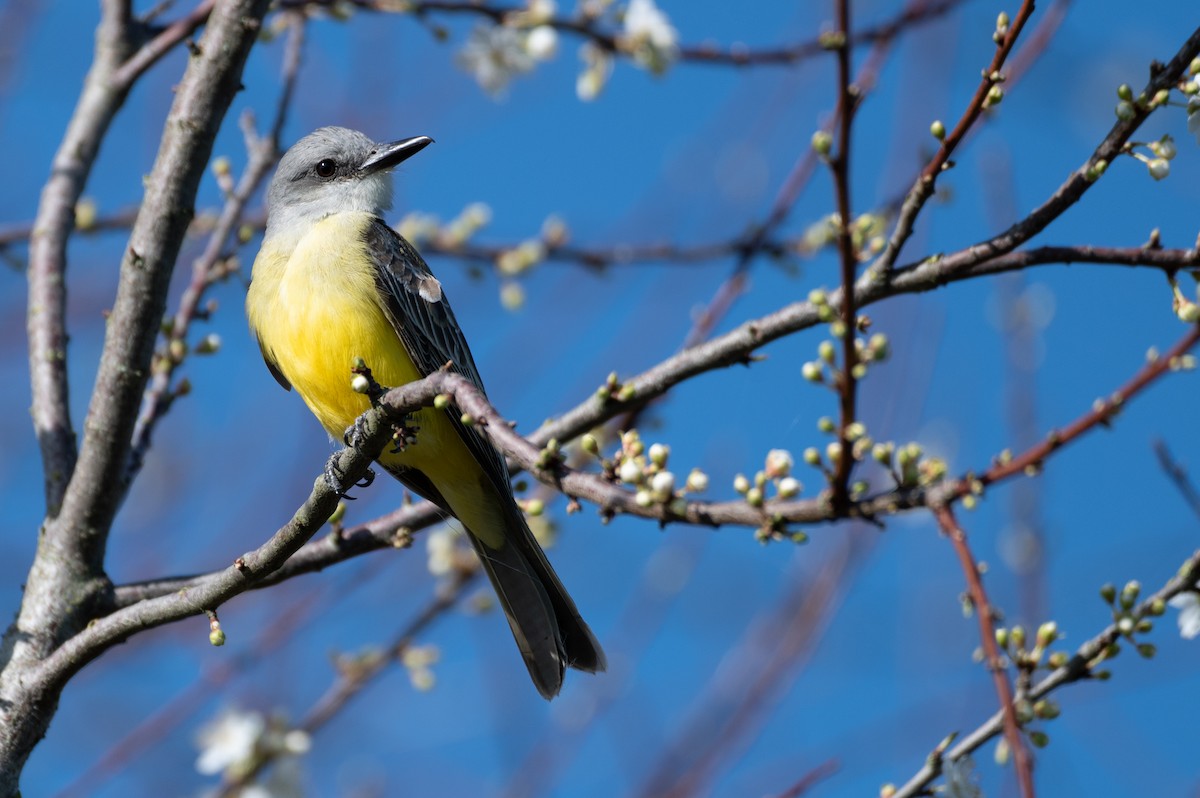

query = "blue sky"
1;1;1199;796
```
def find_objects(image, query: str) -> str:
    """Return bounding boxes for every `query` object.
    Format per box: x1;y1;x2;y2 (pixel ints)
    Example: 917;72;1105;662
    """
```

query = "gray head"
264;126;432;244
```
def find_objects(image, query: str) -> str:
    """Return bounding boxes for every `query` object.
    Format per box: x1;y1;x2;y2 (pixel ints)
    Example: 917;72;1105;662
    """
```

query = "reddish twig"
827;0;861;508
933;504;1034;797
939;324;1200;503
873;0;1037;276
767;759;841;798
895;544;1200;798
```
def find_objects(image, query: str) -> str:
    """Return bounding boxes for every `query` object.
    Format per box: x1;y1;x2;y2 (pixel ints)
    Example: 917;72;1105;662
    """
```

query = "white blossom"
685;468;708;493
764;448;794;479
622;0;678;73
525;25;559;60
456;25;536;96
649;470;675;499
1169;591;1200;639
576;42;613;101
426;527;458;576
195;707;265;776
617;458;642;484
944;755;983;798
1187;95;1200;146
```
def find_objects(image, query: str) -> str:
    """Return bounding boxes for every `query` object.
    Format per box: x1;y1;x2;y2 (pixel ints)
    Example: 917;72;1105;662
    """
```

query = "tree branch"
124;12;306;496
25;2;135;515
0;1;270;792
278;0;964;68
893;543;1200;798
872;0;1037;277
933;504;1034;797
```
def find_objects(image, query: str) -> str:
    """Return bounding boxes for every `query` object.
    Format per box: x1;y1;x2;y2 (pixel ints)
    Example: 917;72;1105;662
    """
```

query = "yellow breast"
248;212;431;453
247;211;502;543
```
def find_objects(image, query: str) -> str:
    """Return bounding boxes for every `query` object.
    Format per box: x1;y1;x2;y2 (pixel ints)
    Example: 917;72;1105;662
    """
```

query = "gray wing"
361;217;512;494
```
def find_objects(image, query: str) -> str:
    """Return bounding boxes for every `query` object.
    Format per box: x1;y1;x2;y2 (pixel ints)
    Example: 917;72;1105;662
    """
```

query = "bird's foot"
342;415;373;449
324;452;376;500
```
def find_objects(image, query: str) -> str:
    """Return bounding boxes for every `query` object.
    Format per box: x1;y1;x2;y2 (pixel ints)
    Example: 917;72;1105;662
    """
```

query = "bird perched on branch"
246;126;605;698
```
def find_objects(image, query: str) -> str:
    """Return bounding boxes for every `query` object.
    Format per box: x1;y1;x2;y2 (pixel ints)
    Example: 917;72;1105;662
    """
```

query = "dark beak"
359;135;434;175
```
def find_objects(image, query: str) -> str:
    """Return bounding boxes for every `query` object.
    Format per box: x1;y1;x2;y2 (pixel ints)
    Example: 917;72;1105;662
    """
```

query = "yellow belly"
247;213;476;501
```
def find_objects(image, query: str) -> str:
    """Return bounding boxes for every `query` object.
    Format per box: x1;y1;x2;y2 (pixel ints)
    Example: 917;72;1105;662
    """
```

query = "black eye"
315;159;337;178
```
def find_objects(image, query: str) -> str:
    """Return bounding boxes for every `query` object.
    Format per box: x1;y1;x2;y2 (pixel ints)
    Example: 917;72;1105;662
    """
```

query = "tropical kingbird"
246;126;604;698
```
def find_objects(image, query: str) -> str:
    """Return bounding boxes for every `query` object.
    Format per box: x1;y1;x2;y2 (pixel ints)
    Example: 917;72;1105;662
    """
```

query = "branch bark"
0;1;268;792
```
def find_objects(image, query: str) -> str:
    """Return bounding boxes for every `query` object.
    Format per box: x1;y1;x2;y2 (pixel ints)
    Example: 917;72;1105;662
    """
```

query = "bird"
245;126;605;698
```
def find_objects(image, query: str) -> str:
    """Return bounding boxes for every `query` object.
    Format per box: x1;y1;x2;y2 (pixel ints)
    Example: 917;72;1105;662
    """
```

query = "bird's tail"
464;485;606;699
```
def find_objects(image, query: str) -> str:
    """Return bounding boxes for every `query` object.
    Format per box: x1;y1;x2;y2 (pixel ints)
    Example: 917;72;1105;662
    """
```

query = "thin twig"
110;0;216;88
124;12;306;494
894;544;1200;797
213;568;478;797
108;286;1200;607
872;0;1037;277
932;324;1200;505
278;0;963;68
828;0;860;508
933;504;1034;798
1153;440;1200;521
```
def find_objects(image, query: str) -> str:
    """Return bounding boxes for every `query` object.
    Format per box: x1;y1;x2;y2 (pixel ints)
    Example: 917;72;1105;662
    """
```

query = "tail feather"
385;462;604;698
467;493;606;699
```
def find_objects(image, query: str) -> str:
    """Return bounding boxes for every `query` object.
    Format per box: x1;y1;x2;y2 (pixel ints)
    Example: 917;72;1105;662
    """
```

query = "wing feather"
360;218;512;495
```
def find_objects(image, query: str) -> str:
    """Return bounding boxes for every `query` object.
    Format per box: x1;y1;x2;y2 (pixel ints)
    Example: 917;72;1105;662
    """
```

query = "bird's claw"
323;453;375;500
342;415;373;449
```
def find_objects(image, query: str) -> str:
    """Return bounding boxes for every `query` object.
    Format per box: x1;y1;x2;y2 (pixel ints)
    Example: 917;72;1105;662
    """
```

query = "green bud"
930;119;946;140
1121;580;1141;609
1100;583;1116;604
1117;83;1133;101
1137;643;1157;659
1029;731;1049;748
433;393;450;410
209;628;226;646
1034;699;1059;719
811;130;833;156
648;442;669;467
1010;625;1026;649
